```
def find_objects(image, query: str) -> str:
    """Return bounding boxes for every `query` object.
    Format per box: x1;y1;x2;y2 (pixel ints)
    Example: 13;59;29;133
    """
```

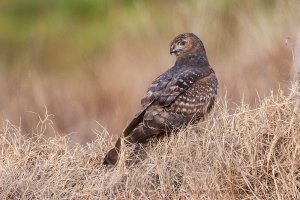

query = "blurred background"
0;0;299;142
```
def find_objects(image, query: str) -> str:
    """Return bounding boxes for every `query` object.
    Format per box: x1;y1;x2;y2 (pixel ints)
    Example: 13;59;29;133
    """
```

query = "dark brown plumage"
103;33;218;165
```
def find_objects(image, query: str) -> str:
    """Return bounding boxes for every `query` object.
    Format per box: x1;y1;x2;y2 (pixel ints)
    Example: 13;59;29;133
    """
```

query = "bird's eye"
180;41;186;46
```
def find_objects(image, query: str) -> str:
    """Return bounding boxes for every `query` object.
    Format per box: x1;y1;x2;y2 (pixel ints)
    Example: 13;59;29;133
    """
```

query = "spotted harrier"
103;33;218;165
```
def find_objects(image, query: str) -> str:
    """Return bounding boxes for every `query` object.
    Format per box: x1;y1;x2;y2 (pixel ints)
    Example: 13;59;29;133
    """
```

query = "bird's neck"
175;50;209;68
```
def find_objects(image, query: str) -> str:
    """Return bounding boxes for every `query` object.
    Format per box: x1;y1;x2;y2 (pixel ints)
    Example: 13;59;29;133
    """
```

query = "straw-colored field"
1;0;300;199
1;83;299;199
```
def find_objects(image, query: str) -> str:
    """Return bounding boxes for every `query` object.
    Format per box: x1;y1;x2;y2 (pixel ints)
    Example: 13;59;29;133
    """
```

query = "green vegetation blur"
1;0;111;72
0;0;280;73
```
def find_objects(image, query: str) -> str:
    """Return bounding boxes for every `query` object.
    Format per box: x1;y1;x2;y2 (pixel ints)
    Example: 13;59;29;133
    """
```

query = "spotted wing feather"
142;67;213;106
123;66;214;136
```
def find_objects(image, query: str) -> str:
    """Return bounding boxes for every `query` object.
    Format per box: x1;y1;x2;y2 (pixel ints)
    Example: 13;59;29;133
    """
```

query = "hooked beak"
170;43;182;55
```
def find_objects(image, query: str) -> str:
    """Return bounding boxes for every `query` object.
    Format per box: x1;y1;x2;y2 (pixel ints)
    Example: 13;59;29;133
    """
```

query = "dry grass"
1;82;299;199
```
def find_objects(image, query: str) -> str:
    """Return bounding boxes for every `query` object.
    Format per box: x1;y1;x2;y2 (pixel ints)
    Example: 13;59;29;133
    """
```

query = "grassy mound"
1;83;299;199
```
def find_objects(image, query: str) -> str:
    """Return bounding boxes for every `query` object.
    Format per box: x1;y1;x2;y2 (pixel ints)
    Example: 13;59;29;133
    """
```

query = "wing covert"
141;66;214;109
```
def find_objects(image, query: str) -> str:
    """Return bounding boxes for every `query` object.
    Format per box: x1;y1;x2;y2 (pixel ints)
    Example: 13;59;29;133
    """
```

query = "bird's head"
170;33;206;57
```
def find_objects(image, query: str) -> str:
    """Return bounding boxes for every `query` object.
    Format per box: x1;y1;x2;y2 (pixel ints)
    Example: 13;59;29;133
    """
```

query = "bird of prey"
103;33;218;165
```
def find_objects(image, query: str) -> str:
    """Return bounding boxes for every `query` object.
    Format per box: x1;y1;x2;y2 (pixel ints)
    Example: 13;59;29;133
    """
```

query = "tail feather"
103;124;161;166
103;138;121;165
